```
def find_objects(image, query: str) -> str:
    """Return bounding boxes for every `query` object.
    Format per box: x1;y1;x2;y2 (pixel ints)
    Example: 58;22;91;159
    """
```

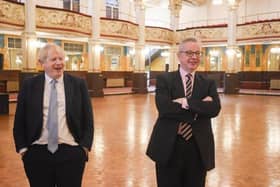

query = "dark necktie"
185;73;192;98
47;79;58;153
178;73;193;141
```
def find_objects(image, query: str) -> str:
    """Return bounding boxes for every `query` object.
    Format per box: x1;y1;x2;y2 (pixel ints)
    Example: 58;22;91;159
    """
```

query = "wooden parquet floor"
0;94;280;187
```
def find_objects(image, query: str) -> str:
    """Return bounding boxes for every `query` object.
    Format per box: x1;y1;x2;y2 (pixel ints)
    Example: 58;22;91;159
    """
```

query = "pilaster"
88;0;101;72
226;0;241;73
134;0;146;72
168;0;182;72
224;0;241;94
22;0;37;71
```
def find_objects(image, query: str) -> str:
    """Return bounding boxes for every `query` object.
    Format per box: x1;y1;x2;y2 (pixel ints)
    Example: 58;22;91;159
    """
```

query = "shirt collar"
45;73;63;84
179;67;195;78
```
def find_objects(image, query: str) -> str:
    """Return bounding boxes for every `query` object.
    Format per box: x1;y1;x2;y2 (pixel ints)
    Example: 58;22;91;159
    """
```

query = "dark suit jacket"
13;73;94;153
146;71;221;170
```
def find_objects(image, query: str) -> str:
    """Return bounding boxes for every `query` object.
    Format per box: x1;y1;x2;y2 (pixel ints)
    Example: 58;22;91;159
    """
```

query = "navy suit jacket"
13;73;94;153
146;71;221;170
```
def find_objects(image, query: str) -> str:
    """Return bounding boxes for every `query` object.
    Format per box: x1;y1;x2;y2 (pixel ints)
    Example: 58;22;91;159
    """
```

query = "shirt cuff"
181;98;189;109
19;147;28;154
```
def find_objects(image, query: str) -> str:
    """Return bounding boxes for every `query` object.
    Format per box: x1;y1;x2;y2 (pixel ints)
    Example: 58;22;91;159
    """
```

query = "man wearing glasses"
147;37;221;187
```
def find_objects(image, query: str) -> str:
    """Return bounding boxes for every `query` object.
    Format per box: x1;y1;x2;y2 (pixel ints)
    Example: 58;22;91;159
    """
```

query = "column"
224;0;241;94
133;0;147;93
88;0;101;72
169;0;182;71
22;0;37;72
226;2;239;73
86;0;104;97
134;0;146;72
20;0;39;89
88;39;101;72
169;45;178;71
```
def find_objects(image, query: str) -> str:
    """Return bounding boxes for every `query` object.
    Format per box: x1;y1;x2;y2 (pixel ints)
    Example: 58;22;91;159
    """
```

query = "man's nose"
54;58;63;64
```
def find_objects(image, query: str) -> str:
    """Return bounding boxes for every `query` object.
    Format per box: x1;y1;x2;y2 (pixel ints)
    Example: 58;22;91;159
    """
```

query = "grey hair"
178;37;201;51
38;43;65;63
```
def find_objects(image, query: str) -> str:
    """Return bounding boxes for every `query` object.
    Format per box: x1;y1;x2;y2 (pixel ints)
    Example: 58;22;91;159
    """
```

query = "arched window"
106;0;119;19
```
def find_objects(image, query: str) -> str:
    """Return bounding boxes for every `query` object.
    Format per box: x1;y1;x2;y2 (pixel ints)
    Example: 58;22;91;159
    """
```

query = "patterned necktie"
47;79;58;153
185;73;192;98
178;73;193;141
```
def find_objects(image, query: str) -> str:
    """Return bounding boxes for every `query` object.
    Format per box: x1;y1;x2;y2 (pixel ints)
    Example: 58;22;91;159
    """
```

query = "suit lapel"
192;74;205;98
63;74;72;114
27;74;45;126
171;71;185;98
33;74;45;113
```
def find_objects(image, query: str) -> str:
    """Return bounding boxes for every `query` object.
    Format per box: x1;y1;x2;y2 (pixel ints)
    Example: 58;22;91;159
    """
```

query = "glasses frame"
179;50;203;57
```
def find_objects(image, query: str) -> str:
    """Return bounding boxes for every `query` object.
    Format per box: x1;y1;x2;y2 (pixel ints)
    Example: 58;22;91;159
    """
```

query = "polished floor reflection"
0;94;280;187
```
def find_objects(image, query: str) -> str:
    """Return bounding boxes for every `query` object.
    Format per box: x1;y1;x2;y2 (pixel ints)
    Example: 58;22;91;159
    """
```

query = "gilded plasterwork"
0;1;24;27
178;27;227;42
101;19;138;40
238;21;280;39
36;7;91;35
145;27;173;44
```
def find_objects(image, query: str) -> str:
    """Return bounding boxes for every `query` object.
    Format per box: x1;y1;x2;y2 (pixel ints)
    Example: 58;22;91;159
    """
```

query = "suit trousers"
156;136;206;187
22;144;87;187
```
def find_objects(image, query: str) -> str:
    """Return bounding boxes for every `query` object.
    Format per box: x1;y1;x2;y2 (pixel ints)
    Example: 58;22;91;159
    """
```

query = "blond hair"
38;43;65;64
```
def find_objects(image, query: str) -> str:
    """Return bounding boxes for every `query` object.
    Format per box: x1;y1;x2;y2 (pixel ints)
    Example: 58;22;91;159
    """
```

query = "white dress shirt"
33;74;78;146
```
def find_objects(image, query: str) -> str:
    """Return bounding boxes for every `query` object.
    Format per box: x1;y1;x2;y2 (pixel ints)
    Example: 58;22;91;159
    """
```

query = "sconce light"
36;41;46;48
144;47;150;55
236;52;242;58
226;48;235;56
28;39;46;48
270;47;280;54
209;50;220;56
95;45;104;53
161;51;170;57
226;47;242;57
129;49;135;55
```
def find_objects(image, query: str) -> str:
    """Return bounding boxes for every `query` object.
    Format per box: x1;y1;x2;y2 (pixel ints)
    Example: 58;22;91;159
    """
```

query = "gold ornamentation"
101;19;138;40
145;27;174;44
36;7;91;35
0;1;24;27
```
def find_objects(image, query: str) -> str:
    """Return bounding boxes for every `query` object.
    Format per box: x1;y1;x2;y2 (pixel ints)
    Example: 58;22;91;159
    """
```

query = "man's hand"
172;97;184;104
173;97;189;109
20;151;27;157
202;96;213;102
83;147;89;157
19;148;28;157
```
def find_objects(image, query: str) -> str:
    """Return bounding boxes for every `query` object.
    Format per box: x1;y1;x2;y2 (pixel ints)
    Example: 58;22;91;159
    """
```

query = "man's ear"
38;60;44;68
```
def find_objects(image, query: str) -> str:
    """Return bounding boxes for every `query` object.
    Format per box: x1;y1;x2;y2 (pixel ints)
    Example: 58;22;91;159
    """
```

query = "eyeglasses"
179;51;203;57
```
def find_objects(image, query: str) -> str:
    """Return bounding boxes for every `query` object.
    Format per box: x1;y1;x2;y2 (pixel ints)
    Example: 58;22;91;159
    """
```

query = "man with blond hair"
13;43;94;187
